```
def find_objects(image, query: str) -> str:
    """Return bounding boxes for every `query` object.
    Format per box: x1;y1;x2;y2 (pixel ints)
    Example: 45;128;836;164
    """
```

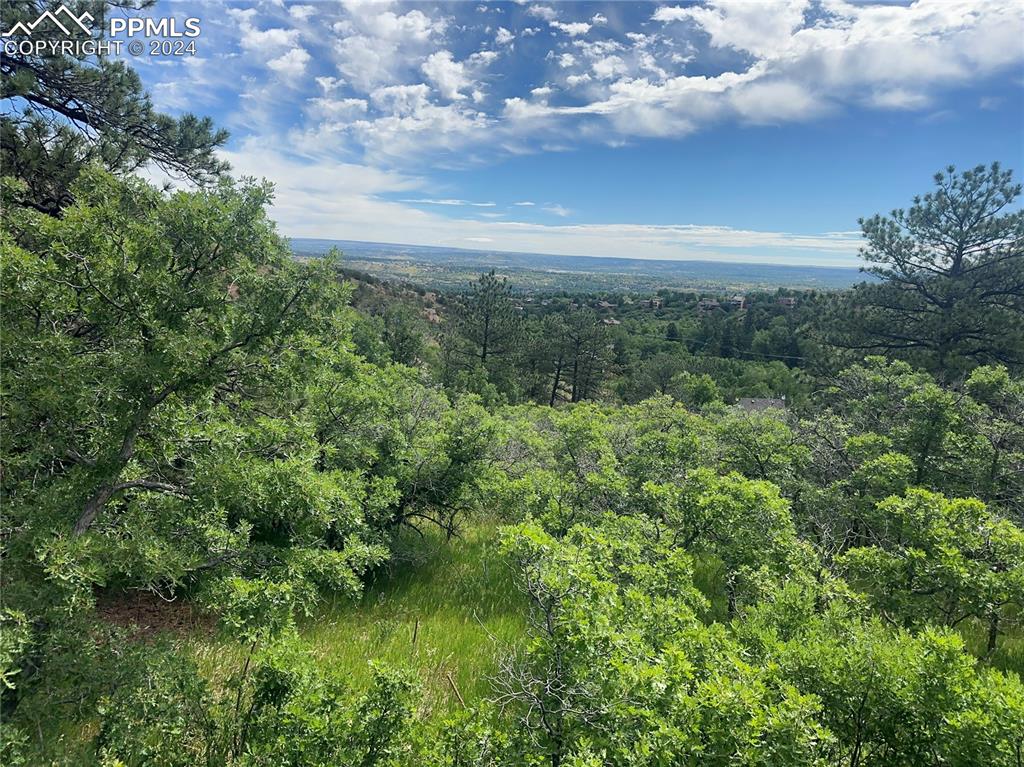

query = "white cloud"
869;88;931;110
543;204;571;217
289;5;316;22
315;76;345;93
730;79;823;122
267;47;311;78
369;83;432;115
591;55;628;80
469;50;499;67
655;1;809;58
513;201;536;206
228;8;299;55
421;50;471;100
526;5;558;22
401;198;497;207
307;96;368;121
359;9;445;42
551;20;592;37
495;27;514;45
651;6;690;23
331;7;448;91
335;35;397;91
524;0;1024;143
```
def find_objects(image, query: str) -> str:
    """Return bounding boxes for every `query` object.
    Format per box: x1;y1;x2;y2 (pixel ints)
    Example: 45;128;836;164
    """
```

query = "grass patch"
302;521;524;715
193;520;524;719
957;609;1024;678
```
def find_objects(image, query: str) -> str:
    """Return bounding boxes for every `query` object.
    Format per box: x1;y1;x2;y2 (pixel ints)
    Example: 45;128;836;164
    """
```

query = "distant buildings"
602;317;621;326
729;294;747;310
698;298;721;313
777;296;797;308
596;300;615;310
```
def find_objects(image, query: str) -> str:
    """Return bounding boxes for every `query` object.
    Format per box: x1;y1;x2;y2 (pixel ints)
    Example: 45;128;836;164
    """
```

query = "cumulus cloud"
268;47;311;78
206;0;1024;161
526;5;558;22
289;5;316;22
315;76;345;93
228;7;299;55
307;96;368;121
332;6;447;91
335;35;397;91
524;0;1024;141
422;51;471;100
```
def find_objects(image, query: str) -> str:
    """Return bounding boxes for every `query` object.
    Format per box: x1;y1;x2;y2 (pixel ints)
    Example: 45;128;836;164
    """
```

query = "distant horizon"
288;235;867;271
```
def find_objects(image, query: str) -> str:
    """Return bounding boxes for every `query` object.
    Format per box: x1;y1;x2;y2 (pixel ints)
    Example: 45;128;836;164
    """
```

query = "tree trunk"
549;354;563;407
987;612;1000;655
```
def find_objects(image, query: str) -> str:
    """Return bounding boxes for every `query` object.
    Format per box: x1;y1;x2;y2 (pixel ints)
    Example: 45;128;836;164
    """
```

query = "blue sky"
137;0;1024;265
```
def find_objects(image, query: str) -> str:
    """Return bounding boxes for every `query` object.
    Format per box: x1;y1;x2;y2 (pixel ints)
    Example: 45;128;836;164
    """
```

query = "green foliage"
838;163;1024;372
768;614;1024;766
1;1;227;215
4;152;1024;766
493;516;831;766
0;609;32;692
443;271;525;398
838;489;1024;651
95;637;415;767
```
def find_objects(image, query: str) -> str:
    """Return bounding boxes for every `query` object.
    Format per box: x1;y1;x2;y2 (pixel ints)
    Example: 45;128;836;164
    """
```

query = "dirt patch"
96;590;214;641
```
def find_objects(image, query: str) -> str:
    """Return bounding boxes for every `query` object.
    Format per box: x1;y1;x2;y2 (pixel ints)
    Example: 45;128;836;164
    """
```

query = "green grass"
194;521;525;718
16;522;521;766
957;608;1024;677
303;522;525;715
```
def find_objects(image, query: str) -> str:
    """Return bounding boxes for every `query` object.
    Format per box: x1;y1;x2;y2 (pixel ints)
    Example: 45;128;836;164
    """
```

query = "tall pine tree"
837;163;1024;373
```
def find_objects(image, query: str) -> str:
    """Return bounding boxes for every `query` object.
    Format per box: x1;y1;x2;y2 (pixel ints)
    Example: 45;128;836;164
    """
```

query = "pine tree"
1;1;228;215
838;163;1024;373
457;270;522;365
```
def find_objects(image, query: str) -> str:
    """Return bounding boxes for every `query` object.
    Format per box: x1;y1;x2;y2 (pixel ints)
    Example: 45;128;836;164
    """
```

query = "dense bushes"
3;170;1023;766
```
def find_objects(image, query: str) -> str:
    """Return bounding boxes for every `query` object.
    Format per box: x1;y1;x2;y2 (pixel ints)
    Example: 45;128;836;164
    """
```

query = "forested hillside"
2;5;1024;765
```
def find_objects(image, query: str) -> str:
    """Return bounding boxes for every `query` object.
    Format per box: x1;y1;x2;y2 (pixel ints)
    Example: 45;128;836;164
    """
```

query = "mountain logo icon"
2;5;94;36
